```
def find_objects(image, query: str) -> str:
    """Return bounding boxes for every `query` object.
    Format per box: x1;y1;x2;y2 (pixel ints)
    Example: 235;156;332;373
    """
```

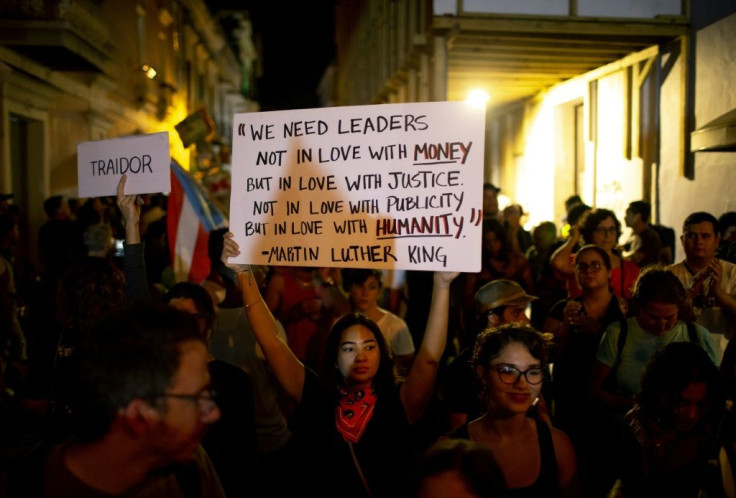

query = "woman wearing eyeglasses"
447;324;580;498
551;208;639;306
543;245;625;494
544;245;625;425
587;268;720;496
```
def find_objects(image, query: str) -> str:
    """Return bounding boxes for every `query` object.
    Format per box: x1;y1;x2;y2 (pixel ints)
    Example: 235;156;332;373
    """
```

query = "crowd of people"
1;179;735;497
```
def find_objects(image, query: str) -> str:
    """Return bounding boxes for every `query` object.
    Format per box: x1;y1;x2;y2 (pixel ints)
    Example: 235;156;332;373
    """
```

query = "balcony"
0;0;114;73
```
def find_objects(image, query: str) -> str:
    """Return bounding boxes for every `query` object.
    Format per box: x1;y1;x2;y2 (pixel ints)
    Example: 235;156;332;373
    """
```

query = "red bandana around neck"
335;386;378;443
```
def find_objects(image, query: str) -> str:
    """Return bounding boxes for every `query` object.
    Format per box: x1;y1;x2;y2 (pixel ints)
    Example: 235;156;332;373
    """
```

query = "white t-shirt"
375;308;415;357
668;258;736;357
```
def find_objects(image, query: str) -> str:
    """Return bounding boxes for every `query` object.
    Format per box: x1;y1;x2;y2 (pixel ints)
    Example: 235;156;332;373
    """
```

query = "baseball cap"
483;183;500;193
474;279;537;314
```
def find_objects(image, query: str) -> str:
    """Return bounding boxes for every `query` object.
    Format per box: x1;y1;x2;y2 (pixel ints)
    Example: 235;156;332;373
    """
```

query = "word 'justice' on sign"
228;101;486;272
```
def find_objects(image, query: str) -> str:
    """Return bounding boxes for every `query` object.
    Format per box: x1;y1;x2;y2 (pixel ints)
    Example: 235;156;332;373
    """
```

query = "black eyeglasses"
575;261;605;273
493;365;544;385
160;388;217;416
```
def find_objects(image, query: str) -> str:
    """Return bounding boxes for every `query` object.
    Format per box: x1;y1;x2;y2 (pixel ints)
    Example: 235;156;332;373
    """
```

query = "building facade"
0;0;257;268
330;0;736;262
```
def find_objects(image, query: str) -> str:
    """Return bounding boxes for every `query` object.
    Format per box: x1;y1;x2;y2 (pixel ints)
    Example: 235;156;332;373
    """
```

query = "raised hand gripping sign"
229;101;486;272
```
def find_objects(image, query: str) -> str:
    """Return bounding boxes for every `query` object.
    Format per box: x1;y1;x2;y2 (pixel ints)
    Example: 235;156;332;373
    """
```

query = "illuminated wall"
0;0;252;268
659;11;736;262
489;46;660;239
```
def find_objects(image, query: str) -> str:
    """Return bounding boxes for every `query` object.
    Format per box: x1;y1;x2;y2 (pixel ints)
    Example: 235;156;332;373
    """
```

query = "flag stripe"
171;163;227;232
167;161;227;283
189;223;210;282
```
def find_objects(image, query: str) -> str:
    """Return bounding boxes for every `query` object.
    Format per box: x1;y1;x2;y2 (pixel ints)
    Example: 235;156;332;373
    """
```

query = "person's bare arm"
116;174;141;244
551;427;582;498
117;175;149;302
400;271;457;423
223;233;305;403
550;227;580;276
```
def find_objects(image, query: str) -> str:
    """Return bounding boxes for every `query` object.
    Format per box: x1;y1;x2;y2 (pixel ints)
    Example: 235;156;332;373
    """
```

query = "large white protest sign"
77;132;171;198
229;102;486;272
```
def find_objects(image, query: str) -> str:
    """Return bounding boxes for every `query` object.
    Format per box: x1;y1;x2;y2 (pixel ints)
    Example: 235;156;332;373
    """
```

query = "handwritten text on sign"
228;102;485;272
77;132;170;198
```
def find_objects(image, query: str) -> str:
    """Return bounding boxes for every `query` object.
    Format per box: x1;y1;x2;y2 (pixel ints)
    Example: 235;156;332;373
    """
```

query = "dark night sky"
209;1;336;111
253;2;336;110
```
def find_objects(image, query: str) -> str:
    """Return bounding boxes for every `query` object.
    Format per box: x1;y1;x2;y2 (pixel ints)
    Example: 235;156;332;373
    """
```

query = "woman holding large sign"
222;232;457;497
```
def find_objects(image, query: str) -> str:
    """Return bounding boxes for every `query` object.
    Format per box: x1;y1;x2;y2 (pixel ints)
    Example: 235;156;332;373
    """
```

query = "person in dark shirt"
118;174;257;497
37;195;84;286
619;342;728;498
165;283;258;498
222;232;457;498
622;201;662;268
10;304;225;497
446;324;580;497
443;279;538;431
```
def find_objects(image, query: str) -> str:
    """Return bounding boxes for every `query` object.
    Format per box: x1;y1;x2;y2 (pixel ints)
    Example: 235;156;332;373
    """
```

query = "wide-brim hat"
475;279;537;314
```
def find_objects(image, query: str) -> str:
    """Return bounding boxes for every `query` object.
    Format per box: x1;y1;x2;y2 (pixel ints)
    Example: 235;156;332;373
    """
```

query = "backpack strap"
612;318;629;370
603;319;629;393
686;321;700;345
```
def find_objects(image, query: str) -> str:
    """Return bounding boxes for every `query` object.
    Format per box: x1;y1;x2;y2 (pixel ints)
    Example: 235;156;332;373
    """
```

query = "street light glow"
466;89;489;108
140;64;158;79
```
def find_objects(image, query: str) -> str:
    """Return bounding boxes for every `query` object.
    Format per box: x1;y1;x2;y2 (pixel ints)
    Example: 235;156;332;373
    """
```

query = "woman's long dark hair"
322;312;396;398
630;341;723;445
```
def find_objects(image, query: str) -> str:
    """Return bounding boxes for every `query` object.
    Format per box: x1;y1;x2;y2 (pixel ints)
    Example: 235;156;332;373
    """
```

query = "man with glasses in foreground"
29;303;225;497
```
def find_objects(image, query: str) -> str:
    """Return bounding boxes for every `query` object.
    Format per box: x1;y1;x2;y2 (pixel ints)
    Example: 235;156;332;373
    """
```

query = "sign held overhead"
77;132;171;198
229;101;486;272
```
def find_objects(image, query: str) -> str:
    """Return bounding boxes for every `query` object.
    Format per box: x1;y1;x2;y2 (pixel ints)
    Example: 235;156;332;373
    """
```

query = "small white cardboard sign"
77;132;171;197
228;101;486;272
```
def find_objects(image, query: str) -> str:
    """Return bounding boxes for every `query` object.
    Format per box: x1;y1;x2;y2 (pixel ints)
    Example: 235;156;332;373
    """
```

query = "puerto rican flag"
167;161;227;283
